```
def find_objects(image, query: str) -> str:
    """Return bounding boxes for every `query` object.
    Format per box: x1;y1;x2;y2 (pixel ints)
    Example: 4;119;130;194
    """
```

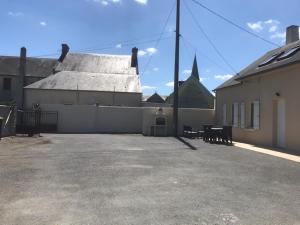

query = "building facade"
215;25;300;152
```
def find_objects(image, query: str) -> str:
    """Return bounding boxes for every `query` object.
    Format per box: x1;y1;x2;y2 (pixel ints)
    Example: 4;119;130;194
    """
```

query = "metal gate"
17;110;58;135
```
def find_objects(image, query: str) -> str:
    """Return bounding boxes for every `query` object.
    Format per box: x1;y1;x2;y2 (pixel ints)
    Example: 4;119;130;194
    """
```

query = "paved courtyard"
0;134;299;225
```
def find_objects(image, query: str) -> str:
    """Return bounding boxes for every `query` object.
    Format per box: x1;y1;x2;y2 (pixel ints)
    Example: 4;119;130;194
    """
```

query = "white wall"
39;104;215;135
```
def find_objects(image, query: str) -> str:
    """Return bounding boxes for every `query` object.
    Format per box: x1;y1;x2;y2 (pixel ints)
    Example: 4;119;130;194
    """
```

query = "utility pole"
173;0;180;137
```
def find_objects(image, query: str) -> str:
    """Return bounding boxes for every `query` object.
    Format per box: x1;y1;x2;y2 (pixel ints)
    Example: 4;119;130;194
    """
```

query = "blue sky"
1;0;299;95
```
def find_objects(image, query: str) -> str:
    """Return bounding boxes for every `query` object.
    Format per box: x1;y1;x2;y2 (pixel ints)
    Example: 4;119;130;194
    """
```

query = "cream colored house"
214;25;300;152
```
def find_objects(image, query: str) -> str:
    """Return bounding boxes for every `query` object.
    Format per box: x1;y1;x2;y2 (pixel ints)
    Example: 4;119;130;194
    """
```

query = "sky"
1;0;300;95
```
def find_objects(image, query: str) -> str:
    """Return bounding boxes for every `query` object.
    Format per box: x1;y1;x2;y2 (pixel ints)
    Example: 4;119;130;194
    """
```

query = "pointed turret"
191;55;200;80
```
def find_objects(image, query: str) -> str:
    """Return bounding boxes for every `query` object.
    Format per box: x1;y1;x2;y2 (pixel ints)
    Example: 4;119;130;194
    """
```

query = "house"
214;25;300;152
166;56;215;109
0;48;57;108
24;46;142;108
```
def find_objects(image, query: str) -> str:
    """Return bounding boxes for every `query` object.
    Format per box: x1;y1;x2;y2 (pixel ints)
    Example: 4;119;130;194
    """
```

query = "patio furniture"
203;125;213;142
183;125;198;139
221;126;233;144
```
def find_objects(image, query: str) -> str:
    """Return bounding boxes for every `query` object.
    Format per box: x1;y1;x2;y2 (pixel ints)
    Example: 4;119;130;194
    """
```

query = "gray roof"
146;93;166;103
0;56;57;77
25;71;141;93
55;53;137;75
215;40;300;90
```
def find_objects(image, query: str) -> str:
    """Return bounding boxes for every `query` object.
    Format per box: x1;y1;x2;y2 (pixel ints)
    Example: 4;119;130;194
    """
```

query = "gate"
17;110;58;135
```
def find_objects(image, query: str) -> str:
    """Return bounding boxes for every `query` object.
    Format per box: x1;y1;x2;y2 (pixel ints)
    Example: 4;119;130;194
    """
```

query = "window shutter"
240;103;245;128
233;103;239;127
223;104;227;125
253;101;260;129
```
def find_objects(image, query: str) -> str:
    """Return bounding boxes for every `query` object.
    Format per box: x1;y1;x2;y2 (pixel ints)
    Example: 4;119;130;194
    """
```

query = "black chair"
203;125;213;142
222;126;233;144
183;125;198;139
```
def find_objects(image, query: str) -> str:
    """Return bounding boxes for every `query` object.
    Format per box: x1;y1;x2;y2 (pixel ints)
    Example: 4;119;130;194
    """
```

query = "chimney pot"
58;43;70;62
286;25;299;45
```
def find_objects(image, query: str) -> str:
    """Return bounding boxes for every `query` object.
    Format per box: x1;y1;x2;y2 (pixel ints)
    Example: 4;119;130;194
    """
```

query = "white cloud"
40;21;47;26
247;22;263;32
138;50;147;57
166;81;174;87
247;19;281;33
142;85;156;90
146;47;157;55
270;31;286;43
214;74;233;81
134;0;148;5
7;11;23;17
182;69;192;76
115;43;122;48
87;0;121;6
153;67;159;72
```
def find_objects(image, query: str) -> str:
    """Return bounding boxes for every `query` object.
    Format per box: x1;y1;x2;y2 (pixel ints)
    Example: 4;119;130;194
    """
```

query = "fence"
0;105;17;138
16;110;58;135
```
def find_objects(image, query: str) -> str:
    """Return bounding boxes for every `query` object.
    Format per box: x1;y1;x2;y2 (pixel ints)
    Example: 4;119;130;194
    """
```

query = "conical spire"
191;55;200;80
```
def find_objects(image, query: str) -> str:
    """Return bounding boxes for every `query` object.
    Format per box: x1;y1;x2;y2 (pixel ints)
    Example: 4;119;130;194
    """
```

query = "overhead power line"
30;32;172;58
141;0;177;75
183;0;237;74
181;35;232;74
189;0;280;47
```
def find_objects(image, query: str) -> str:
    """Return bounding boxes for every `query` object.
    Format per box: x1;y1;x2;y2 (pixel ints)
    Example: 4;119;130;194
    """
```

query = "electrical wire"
141;0;176;75
183;0;237;74
189;0;280;47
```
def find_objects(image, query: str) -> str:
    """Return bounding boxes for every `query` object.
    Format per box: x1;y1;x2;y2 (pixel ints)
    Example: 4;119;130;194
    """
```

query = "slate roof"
146;93;166;103
25;52;141;93
214;40;300;91
25;71;141;93
55;53;137;75
0;56;57;77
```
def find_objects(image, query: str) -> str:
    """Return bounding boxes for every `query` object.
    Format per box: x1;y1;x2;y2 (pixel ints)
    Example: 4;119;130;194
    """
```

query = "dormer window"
258;53;283;67
277;46;300;61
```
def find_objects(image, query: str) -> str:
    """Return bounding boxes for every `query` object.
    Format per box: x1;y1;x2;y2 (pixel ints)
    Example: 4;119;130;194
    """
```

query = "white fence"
39;104;215;135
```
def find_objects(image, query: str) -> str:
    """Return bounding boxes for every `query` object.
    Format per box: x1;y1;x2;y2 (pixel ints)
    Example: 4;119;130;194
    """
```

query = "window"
258;53;283;67
223;104;227;125
250;101;260;130
277;46;300;61
232;103;239;127
240;103;245;129
3;78;12;91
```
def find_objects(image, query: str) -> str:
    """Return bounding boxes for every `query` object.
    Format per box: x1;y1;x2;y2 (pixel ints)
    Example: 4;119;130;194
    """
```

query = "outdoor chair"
221;126;233;144
183;125;198;139
203;125;213;142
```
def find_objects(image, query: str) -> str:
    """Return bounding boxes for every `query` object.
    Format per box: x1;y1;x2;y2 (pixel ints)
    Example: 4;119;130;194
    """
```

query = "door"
277;99;286;148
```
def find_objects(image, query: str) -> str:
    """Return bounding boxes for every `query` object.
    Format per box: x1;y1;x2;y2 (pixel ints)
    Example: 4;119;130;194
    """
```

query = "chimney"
131;47;139;74
58;43;70;62
286;25;299;45
19;47;26;109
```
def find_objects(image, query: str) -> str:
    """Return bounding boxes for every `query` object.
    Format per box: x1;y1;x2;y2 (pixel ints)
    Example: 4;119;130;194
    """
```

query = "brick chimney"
19;47;26;109
131;47;139;74
58;44;70;62
286;25;299;45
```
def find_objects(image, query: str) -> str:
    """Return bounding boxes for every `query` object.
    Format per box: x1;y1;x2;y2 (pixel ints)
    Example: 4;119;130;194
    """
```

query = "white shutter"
240;103;245;128
253;101;260;129
233;103;239;127
223;104;227;125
